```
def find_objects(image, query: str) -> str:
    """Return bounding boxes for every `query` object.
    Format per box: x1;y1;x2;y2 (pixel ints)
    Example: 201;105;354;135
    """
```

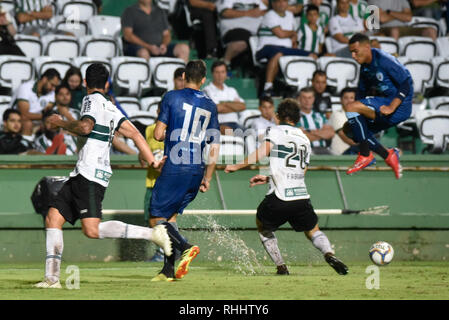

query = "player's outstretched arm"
225;140;273;173
200;143;220;192
154;121;167;142
47;114;94;136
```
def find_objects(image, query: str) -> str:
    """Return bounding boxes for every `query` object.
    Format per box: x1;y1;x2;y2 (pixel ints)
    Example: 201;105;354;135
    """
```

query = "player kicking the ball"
34;63;172;288
344;33;413;179
225;98;348;276
149;60;220;281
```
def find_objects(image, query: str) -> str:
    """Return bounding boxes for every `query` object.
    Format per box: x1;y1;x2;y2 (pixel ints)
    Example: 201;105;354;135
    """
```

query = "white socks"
259;232;285;266
45;228;63;283
98;221;154;241
310;231;334;255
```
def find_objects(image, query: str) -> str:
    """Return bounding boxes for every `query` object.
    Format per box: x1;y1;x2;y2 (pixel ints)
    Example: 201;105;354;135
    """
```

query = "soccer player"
33;63;173;289
149;60;220;281
344;33;413;179
225;98;348;276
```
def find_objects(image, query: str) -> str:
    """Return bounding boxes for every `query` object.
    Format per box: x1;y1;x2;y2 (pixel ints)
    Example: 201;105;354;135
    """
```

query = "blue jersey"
157;88;220;175
357;48;413;103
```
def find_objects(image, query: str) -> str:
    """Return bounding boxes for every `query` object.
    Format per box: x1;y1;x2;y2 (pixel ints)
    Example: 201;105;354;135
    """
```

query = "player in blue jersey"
343;33;413;179
149;60;221;281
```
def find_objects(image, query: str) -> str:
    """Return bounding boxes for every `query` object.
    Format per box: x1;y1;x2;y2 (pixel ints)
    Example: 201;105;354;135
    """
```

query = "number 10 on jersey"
180;103;211;143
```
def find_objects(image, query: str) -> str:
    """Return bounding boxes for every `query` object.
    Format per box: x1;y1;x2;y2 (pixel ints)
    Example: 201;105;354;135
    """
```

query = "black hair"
62;67;83;90
349;33;370;45
259;95;274;106
85;63;109;90
174;67;186;79
55;83;71;95
277;98;300;124
312;70;327;80
41;68;61;81
306;4;319;14
2;108;20;122
211;60;227;72
340;87;357;98
185;60;207;85
42;109;59;121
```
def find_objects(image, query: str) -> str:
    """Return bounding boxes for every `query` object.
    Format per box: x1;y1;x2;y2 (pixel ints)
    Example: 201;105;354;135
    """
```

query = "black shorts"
256;193;318;232
48;174;106;225
222;28;252;45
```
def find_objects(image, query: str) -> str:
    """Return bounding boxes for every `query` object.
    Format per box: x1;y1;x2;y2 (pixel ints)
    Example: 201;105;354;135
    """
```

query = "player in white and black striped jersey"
225;98;348;276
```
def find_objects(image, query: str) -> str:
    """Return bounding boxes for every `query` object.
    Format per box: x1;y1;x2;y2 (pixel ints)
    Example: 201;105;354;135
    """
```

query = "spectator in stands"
329;87;359;155
0;8;24;56
0;109;36;154
329;0;365;58
34;110;77;155
10;68;61;139
173;67;185;90
203;60;246;134
62;67;87;113
189;0;219;59
217;0;267;70
297;4;325;56
295;87;334;154
301;0;331;33
121;0;190;63
368;0;413;40
256;0;316;97
14;0;56;37
349;0;368;20
287;0;303;16
251;96;278;140
55;84;78;122
410;0;443;40
312;70;333;116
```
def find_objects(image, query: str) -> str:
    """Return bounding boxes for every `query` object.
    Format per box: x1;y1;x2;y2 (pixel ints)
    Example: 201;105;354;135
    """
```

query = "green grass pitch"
0;261;447;300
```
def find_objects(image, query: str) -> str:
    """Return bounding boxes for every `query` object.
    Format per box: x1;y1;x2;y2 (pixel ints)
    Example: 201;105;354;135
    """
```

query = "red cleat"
346;152;376;175
385;148;402;179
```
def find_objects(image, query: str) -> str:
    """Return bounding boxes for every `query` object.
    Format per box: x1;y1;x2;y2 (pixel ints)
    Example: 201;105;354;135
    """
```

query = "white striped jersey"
14;0;53;33
349;0;368;20
301;4;330;30
34;133;78;155
264;124;311;201
296;110;328;148
257;9;296;51
217;0;267;36
70;92;126;187
328;14;364;52
297;21;325;54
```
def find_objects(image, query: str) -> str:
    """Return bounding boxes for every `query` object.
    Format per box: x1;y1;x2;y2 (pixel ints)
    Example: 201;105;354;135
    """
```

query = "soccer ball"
369;241;394;266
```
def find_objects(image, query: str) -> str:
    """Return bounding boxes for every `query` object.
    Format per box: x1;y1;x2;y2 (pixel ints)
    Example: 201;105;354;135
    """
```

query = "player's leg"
256;218;288;275
145;187;164;262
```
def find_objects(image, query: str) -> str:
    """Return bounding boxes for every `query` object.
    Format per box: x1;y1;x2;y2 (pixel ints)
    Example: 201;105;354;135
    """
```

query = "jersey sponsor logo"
285;187;308;198
376;72;384;81
95;169;112;183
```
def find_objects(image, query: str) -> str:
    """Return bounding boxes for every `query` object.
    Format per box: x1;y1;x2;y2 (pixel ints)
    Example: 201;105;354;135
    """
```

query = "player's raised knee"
82;226;99;239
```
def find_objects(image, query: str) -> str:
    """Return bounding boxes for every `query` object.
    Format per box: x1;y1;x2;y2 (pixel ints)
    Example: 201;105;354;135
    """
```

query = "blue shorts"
149;172;204;219
256;45;310;62
360;96;412;134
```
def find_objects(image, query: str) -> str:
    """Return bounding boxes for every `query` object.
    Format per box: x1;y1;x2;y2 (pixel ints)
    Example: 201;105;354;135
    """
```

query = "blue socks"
346;112;386;157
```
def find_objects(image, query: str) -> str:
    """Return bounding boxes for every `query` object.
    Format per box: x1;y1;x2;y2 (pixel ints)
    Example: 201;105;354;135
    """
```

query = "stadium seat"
0;96;12;121
318;57;359;94
409;16;440;37
140;96;162;112
330;96;342;112
397;57;434;95
33;56;73;79
432;57;449;89
149;57;185;90
398;36;437;59
278;56;318;90
415;109;449;153
324;37;334;54
41;35;80;58
125;109;158;126
88;15;121;38
0;0;14;12
72;57;112;79
249;36;266;68
115;97;142;114
80;35;120;58
244;134;257;156
60;0;97;21
436;37;449;57
0;56;34;93
156;0;178;13
111;57;151;96
371;36;399;56
428;96;449;111
238;109;261;129
14;35;43;58
219;135;245;162
51;15;89;38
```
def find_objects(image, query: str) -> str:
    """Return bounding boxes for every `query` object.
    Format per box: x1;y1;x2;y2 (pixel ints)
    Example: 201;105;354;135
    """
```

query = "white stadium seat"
88;15;121;38
60;0;97;21
409;16;440;36
0;1;14;12
80;35;120;58
219;135;245;160
415;110;449;153
249;36;266;67
33;56;73;79
0;56;34;92
436;37;449;57
115;97;142;114
71;57;112;79
318;57;359;94
279;56;318;90
140;96;162;112
41;35;80;58
0;96;12;122
428;96;449;111
111;57;151;96
51;15;89;38
371;36;399;56
126;110;158;126
432;56;449;89
14;35;43;58
398;36;437;59
238;109;261;129
397;57;434;95
149;57;185;90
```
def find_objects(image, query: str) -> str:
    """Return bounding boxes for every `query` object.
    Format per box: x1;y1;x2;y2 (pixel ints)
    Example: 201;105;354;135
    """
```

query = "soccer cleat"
152;224;173;257
385;148;402;179
33;279;62;289
325;253;348;275
346;152;376;175
175;245;200;279
276;264;289;275
150;273;175;282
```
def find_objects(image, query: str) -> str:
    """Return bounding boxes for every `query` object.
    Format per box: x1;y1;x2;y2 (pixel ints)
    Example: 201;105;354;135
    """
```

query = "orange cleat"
385;148;402;179
346;152;376;175
175;245;200;279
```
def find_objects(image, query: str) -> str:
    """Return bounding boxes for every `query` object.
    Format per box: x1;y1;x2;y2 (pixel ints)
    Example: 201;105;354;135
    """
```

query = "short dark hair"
306;4;319;14
277;98;300;124
211;60;227;72
85;63;109;90
349;33;370;45
42;109;58;122
3;108;20;122
312;70;327;80
259;95;274;107
41;68;61;81
185;60;207;84
340;87;357;98
55;83;71;95
174;67;185;79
